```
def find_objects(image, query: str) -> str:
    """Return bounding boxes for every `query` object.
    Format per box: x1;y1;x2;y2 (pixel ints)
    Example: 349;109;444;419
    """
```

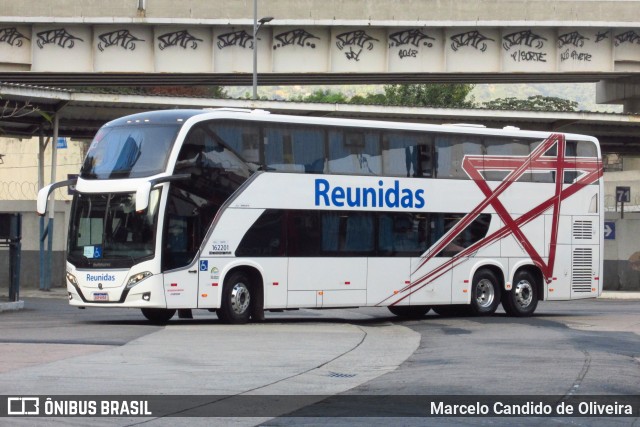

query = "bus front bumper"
67;274;167;308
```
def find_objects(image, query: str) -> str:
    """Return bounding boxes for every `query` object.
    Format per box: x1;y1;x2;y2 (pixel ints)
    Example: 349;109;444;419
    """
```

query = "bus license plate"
93;292;109;302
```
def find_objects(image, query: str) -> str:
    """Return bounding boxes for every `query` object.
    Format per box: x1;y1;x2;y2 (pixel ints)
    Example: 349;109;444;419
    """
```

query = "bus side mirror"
36;178;77;215
36;184;54;215
135;181;152;212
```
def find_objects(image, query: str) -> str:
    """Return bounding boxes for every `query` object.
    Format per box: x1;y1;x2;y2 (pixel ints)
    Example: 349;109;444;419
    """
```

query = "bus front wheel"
218;272;253;324
502;270;539;317
388;305;430;319
470;269;502;316
141;308;176;324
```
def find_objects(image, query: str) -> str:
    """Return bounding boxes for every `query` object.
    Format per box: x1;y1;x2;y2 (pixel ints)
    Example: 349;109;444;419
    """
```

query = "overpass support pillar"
597;78;640;113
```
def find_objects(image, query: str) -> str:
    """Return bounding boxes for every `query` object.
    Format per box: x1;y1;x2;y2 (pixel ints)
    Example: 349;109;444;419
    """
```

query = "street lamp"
252;2;273;101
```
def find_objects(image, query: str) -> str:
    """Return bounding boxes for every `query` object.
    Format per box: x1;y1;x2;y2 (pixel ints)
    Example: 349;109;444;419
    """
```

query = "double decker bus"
38;109;603;324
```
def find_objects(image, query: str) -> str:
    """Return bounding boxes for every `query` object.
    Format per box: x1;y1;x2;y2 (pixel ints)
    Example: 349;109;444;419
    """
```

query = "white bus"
38;109;603;324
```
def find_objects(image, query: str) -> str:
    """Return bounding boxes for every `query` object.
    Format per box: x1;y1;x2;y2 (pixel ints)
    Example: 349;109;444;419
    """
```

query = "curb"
599;291;640;300
0;300;24;312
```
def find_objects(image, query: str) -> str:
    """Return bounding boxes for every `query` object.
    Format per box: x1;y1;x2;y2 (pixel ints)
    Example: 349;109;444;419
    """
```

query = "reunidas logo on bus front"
86;273;116;282
314;178;425;209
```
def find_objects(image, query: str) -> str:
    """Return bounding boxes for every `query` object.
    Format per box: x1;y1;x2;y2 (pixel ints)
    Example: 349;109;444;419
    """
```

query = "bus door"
162;214;199;309
161;182;219;310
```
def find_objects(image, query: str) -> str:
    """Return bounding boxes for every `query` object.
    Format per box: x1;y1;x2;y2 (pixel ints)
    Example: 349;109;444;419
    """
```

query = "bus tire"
470;269;501;316
388;305;430;319
141;308;176;324
218;271;252;324
502;270;539;317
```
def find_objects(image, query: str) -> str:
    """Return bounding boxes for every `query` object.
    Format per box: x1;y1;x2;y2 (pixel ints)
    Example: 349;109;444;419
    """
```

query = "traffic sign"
616;186;630;203
604;221;615;240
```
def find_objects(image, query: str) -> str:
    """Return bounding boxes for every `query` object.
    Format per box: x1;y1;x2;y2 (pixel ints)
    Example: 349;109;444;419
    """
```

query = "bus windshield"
67;190;161;268
81;124;180;179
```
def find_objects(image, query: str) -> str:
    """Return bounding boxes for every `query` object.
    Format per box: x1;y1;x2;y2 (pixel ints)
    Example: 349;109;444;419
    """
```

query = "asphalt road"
0;296;638;426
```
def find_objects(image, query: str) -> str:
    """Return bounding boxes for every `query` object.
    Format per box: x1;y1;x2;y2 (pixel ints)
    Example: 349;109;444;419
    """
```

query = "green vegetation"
381;83;475;108
291;83;476;108
72;82;620;113
483;95;579;112
226;82;621;113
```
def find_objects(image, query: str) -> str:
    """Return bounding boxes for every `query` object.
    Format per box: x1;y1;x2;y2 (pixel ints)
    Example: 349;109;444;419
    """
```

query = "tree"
0;98;40;118
483;95;578;112
380;83;476;108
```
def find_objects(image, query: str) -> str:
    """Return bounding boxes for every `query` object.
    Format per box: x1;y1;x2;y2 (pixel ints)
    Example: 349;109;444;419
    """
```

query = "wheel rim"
475;278;495;308
230;282;250;315
514;280;533;308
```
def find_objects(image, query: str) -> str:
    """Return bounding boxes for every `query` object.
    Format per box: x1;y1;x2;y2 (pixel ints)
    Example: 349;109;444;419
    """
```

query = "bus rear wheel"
502;270;539;317
470;269;502;316
218;271;253;324
388;305;430;319
141;308;176;324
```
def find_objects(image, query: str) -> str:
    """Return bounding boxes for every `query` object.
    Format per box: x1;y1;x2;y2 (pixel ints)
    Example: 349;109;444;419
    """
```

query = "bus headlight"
126;271;153;289
66;272;78;286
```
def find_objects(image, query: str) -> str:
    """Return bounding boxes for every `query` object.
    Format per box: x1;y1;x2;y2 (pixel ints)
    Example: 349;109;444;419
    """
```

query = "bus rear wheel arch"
502;269;539;317
217;268;264;324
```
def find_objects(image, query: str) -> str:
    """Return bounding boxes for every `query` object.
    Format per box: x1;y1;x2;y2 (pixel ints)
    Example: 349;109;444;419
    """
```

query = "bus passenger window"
328;130;381;175
529;139;556;183
287;211;323;256
434;213;491;257
484;138;530;181
264;126;325;173
576;140;599;185
382;132;432;178
236;210;285;257
378;213;429;256
343;213;374;253
321;212;340;252
435;136;481;179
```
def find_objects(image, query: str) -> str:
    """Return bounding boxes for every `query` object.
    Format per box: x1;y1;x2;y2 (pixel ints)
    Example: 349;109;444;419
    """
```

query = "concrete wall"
4;1;640;24
604;171;640;211
2;1;640;75
1;23;636;74
0;136;84;291
0;136;86;201
0;200;70;290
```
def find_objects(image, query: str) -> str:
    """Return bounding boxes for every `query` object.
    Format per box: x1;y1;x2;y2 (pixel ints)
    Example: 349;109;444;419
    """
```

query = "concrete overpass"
1;0;640;110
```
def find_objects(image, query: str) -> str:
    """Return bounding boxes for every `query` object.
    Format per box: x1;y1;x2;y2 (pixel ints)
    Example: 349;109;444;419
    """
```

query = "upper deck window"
81;124;180;179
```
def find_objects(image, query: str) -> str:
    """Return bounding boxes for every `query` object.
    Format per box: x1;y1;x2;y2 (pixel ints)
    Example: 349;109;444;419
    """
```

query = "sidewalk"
0;287;66;312
1;288;638;313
